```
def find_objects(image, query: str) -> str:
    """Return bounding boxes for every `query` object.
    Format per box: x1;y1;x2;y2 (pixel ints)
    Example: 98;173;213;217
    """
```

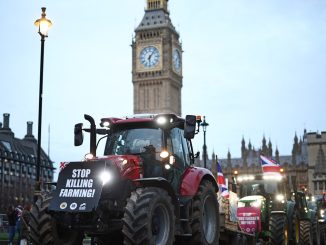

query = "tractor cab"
238;173;287;210
73;113;201;192
101;115;197;190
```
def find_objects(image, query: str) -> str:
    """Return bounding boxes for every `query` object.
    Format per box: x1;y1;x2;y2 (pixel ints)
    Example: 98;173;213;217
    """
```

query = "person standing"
14;205;22;242
6;205;16;245
19;203;32;245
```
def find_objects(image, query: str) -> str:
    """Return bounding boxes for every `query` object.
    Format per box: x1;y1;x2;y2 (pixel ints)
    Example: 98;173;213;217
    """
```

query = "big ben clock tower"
132;0;182;115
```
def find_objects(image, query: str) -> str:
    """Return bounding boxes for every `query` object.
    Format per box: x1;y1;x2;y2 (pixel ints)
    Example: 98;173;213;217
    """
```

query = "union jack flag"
217;161;229;198
59;162;69;172
260;155;280;173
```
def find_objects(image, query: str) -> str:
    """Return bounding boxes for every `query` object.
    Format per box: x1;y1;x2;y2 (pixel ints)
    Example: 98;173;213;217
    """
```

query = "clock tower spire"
147;0;168;12
132;0;182;115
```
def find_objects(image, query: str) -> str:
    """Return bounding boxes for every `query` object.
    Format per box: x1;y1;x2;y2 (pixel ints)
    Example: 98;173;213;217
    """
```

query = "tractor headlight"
99;170;114;185
160;150;169;158
275;194;285;203
156;116;168;125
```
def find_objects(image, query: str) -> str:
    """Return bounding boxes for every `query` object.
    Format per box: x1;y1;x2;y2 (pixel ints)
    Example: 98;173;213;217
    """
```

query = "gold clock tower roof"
147;0;168;12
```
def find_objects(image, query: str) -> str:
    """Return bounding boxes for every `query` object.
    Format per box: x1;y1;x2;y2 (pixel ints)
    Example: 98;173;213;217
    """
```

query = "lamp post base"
33;181;42;203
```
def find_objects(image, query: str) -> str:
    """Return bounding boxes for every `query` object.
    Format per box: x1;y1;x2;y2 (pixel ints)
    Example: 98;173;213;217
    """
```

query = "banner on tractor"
49;161;107;212
237;207;261;234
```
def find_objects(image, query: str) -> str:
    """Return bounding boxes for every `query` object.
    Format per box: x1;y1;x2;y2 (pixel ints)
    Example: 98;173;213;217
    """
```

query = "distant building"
0;113;54;212
306;132;326;196
198;131;326;196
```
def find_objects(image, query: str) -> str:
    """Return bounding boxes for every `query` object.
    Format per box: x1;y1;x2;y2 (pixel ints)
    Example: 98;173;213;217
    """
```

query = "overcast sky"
0;0;325;179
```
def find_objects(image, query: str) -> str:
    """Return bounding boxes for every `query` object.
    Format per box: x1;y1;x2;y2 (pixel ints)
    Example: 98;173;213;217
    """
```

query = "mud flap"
49;161;108;212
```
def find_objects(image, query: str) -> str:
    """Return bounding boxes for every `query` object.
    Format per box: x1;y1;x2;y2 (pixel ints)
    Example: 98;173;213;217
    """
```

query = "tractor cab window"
182;137;191;166
167;128;189;169
240;180;284;198
104;128;163;158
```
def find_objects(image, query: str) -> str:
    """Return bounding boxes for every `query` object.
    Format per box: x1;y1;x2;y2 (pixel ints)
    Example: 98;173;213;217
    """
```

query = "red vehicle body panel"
180;167;217;196
98;155;142;180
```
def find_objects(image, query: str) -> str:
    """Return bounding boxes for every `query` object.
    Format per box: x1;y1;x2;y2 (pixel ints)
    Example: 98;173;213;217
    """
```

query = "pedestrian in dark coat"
19;203;32;245
15;205;23;240
6;205;16;245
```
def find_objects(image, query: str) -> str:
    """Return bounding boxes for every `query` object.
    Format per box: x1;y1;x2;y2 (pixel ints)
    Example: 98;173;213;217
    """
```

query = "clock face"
140;46;160;68
173;49;181;71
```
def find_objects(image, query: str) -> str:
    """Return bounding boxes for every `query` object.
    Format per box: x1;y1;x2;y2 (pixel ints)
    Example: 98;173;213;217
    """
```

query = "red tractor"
30;114;220;245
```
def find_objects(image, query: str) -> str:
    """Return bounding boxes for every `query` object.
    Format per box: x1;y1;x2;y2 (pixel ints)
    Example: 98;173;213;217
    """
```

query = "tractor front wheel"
312;214;320;245
122;187;175;245
300;220;313;245
269;214;289;245
29;192;84;245
190;180;219;245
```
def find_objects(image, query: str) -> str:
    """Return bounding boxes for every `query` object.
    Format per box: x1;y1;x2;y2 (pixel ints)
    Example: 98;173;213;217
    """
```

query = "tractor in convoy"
236;172;320;245
30;114;223;245
308;194;326;245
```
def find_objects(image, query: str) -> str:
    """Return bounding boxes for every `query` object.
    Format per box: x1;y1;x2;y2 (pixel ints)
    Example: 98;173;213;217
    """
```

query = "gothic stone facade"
199;131;326;196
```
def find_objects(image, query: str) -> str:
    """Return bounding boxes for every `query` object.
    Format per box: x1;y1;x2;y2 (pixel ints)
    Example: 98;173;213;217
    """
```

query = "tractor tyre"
312;215;320;245
29;192;84;245
299;220;313;245
320;226;326;245
189;180;219;245
122;187;175;245
269;214;289;245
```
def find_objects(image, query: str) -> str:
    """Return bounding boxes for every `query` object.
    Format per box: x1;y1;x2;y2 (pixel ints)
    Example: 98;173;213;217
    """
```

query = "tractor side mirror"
194;151;200;158
74;123;84;146
184;115;196;139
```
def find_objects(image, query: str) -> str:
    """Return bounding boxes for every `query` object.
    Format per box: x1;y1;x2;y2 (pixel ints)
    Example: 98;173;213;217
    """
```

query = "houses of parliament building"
208;132;326;197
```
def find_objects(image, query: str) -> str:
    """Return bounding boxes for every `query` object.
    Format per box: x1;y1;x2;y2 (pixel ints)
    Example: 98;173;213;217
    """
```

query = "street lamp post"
201;116;209;168
34;7;52;195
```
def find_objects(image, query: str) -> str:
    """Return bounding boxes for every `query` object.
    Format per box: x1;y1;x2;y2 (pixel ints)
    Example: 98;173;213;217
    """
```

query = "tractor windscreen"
239;180;284;198
104;128;163;156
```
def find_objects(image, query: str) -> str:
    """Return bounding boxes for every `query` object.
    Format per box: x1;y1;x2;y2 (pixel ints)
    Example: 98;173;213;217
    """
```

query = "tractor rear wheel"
189;180;219;245
122;187;175;245
29;192;83;245
300;220;313;245
269;214;289;245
